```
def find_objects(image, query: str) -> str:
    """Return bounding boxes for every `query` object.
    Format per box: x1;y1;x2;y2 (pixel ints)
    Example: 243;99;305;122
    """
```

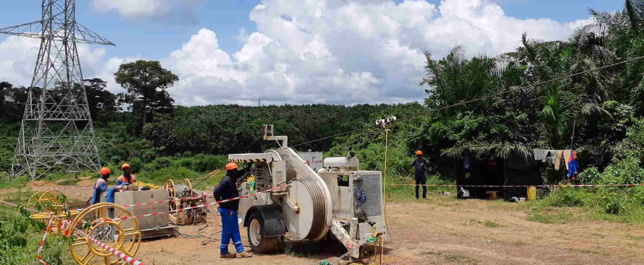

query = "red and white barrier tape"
0;199;38;212
102;184;288;222
387;183;644;188
67;193;210;213
75;230;144;265
0;199;144;265
36;215;54;265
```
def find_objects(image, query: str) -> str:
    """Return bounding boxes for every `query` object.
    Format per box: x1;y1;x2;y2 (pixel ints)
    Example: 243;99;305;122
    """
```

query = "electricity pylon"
0;0;115;179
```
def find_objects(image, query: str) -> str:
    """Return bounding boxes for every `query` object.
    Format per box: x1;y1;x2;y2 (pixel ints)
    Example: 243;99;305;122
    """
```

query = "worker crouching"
214;162;254;259
91;167;111;205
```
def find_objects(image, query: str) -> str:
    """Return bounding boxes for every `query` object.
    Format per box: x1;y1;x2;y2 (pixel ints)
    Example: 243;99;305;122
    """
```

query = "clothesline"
533;149;579;180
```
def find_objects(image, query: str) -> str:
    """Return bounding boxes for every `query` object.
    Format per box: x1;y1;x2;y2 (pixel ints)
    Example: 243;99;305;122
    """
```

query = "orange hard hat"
416;150;423;156
121;163;131;169
100;167;111;176
225;163;238;171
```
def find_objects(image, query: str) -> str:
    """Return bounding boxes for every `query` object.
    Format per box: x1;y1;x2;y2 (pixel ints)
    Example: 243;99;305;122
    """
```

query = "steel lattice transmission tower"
0;0;115;179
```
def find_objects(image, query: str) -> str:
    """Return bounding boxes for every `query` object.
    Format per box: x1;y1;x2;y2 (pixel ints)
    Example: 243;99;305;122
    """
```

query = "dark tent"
445;145;543;200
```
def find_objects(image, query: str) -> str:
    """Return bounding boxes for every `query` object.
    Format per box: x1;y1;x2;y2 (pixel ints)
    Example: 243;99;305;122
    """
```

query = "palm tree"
541;82;571;148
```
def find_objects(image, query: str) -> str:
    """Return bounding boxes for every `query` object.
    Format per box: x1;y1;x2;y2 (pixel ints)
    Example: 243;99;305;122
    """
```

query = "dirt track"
5;182;644;264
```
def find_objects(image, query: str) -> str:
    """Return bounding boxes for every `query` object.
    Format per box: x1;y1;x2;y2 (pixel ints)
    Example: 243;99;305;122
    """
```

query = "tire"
247;211;279;253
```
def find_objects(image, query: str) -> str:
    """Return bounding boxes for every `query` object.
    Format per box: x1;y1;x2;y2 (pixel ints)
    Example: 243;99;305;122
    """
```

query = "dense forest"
2;1;644;190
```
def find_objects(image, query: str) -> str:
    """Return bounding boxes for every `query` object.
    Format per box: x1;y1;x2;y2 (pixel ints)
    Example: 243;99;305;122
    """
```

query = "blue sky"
0;0;627;106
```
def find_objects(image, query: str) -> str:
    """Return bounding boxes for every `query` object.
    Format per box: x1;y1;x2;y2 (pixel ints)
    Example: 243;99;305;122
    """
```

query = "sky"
0;0;624;106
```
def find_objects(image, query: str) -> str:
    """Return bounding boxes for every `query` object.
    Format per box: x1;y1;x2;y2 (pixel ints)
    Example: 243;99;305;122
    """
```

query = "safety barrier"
0;184;289;264
0;199;145;265
76;230;143;265
36;216;53;265
101;184;289;223
65;193;209;213
386;183;644;188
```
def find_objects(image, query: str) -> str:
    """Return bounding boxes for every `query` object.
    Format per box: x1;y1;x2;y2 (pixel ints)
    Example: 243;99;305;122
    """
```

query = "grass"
526;210;575;224
445;254;479;265
385;175;455;201
421;251;479;264
483;220;503;227
284;247;305;258
0;174;29;189
0;204;75;265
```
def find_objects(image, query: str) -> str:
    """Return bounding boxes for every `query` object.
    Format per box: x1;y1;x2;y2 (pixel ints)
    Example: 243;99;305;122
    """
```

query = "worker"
116;163;136;186
411;151;429;199
214;162;254;259
91;167;111;205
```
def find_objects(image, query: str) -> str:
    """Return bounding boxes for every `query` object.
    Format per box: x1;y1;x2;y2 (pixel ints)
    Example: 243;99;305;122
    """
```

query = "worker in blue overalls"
214;162;254;259
91;167;112;205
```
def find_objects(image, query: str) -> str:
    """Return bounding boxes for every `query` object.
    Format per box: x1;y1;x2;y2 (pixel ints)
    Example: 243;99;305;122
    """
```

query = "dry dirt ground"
4;182;644;265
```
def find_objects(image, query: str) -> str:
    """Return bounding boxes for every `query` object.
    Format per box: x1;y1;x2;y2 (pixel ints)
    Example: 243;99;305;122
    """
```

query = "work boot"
220;253;236;259
237;252;254;258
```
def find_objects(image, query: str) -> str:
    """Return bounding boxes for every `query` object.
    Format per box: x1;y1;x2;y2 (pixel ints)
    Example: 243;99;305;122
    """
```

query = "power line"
290;129;364;148
287;54;644;149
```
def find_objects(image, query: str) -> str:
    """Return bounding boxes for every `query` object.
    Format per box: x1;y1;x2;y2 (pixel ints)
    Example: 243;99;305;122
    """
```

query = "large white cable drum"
282;178;326;240
276;148;332;241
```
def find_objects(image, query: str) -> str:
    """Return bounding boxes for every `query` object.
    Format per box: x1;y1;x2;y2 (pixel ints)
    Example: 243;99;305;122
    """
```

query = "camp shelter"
443;144;543;200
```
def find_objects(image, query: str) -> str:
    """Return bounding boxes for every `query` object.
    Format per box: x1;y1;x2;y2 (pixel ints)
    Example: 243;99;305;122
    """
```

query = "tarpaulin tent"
445;145;543;200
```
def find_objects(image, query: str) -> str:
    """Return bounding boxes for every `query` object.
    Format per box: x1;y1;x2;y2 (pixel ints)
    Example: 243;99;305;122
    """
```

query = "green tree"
84;78;118;124
540;83;571;148
0;81;10;120
114;60;179;133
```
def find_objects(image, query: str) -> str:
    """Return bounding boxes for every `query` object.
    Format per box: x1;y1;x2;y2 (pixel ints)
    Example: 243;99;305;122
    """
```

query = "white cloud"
90;0;201;22
0;36;107;88
0;37;40;86
1;0;596;105
159;0;592;105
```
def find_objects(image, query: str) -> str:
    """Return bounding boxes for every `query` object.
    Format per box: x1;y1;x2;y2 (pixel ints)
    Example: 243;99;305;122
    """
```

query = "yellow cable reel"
28;190;65;211
183;178;192;191
68;203;142;265
165;179;177;212
28;190;79;235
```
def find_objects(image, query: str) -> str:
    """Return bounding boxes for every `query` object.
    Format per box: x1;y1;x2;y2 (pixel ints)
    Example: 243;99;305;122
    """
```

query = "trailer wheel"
247;212;279;253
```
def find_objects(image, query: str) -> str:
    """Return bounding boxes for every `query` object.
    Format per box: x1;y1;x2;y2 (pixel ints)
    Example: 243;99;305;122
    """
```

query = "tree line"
3;1;644;184
328;0;644;183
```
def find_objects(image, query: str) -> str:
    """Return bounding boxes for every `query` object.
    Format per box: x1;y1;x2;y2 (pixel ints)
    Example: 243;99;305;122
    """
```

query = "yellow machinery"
68;203;142;265
28;190;79;235
165;179;208;225
28;191;142;265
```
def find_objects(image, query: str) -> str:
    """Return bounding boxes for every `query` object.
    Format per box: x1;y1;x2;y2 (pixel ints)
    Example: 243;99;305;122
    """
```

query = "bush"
601;155;644;184
174;157;196;170
577;167;601;184
150;156;173;170
129;157;143;173
547;189;586;207
137;167;202;184
0;205;67;265
193;154;227;172
603;194;625;215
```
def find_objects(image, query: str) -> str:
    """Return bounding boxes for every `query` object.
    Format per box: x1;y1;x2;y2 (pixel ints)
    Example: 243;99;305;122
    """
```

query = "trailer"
229;125;387;258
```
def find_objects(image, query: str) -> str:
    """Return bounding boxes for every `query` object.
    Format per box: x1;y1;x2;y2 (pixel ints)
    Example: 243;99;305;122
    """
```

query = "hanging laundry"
562;150;574;170
554;150;565;171
533;149;556;162
567;150;579;181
